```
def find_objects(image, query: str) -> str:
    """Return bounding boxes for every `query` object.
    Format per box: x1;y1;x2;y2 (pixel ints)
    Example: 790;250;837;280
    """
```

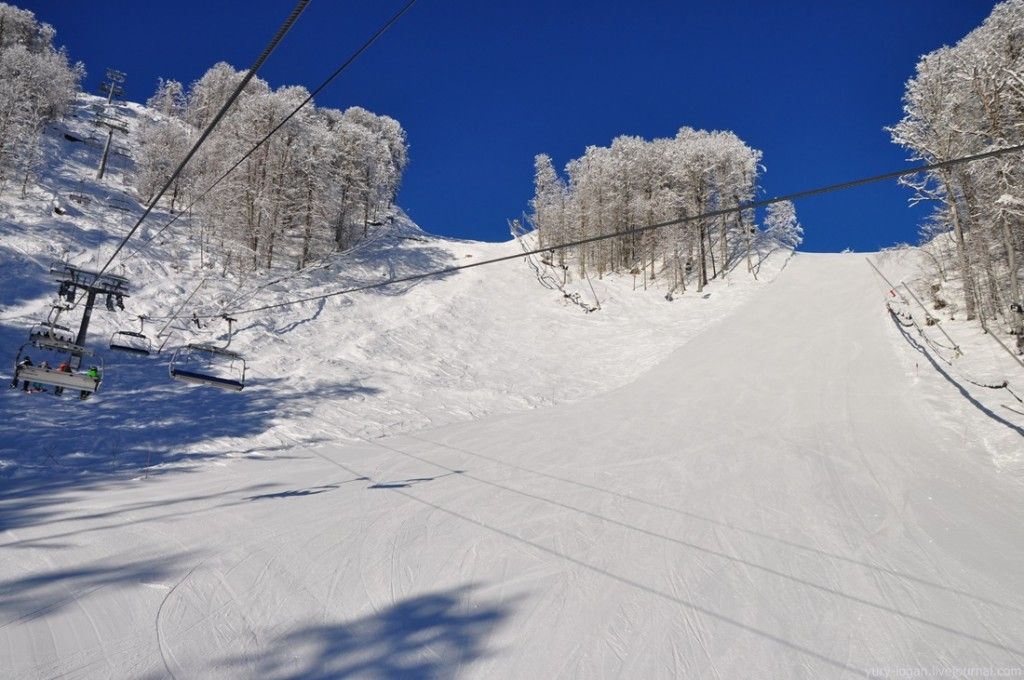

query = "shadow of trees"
0;325;379;534
0;552;189;628
215;585;511;680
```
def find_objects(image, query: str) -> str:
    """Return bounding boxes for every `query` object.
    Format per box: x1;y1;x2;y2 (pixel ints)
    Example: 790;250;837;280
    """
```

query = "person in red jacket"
54;361;71;396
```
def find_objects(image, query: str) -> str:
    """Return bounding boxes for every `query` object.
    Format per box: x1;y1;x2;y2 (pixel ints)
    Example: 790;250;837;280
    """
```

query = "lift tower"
50;262;130;369
95;69;128;180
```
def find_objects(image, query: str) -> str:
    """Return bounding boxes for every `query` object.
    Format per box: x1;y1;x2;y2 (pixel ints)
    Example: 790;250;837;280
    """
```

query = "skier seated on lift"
12;355;32;391
54;361;72;396
79;366;100;400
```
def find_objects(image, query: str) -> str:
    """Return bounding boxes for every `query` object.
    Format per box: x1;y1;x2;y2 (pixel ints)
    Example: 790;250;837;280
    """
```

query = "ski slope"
0;94;790;475
3;253;1022;679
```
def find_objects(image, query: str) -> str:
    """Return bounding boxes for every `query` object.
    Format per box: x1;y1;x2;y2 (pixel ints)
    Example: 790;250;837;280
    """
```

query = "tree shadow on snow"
0;244;69;310
0;325;380;533
0;552;190;628
213;584;512;680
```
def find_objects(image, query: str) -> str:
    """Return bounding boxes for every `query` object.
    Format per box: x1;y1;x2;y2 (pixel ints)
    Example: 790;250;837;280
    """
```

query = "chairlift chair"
12;339;103;398
110;317;152;356
169;343;246;391
109;330;152;356
29;303;76;345
28;322;75;345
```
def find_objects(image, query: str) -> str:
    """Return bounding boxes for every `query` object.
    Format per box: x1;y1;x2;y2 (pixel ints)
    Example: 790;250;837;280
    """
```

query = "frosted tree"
147;78;185;118
763;201;802;249
0;3;82;194
530;153;567;255
528;126;770;295
134;80;191;210
131;62;409;274
891;0;1024;340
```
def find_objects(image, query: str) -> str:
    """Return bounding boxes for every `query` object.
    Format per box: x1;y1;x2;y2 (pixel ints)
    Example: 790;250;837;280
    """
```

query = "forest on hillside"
890;0;1024;343
0;3;82;195
0;1;409;276
134;69;408;273
527;131;801;294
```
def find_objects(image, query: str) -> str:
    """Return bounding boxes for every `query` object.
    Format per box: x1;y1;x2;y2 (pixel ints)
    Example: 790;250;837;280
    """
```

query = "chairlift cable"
148;141;1024;321
94;0;311;278
124;0;420;261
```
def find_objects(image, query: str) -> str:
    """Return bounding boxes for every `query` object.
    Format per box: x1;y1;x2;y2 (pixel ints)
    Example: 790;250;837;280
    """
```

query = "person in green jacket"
80;365;100;400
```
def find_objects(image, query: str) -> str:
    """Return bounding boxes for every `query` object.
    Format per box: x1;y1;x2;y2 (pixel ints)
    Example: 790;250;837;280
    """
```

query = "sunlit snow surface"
1;96;1022;679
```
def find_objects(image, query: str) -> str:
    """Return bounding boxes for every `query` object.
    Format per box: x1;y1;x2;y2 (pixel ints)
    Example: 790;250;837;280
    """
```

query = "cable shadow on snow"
362;439;1024;662
269;296;327;335
245;477;368;500
367;470;465;489
0;477;365;553
310;446;879;678
210;584;512;680
893;317;1024;438
0;481;281;548
404;434;1024;617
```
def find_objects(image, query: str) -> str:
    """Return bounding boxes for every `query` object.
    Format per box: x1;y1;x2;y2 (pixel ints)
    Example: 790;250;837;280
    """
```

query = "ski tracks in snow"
155;561;202;680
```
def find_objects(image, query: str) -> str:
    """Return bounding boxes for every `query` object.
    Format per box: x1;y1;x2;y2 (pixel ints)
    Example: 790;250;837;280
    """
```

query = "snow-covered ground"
3;253;1023;679
0;97;790;477
871;247;1024;474
1;97;1023;679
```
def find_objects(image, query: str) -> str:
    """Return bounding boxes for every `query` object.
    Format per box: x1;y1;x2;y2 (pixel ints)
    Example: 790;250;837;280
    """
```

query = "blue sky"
25;0;998;251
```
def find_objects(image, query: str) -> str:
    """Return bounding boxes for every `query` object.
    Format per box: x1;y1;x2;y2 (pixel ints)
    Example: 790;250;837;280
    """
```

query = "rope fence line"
868;256;1023;418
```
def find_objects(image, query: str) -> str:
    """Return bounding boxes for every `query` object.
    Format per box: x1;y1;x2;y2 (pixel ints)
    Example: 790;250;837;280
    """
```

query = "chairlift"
168;316;246;391
169;344;246;391
28;304;76;345
110;316;152;356
109;330;152;356
28;321;75;345
11;339;103;398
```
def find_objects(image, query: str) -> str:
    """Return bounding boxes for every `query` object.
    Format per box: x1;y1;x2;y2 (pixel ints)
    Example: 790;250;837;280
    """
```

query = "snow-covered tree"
763;201;802;249
131;62;410;274
0;3;82;194
528;127;774;293
890;0;1024;341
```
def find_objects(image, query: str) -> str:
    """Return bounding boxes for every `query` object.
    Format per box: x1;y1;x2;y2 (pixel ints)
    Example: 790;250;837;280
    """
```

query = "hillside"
3;252;1023;679
0;94;789;475
3;95;1024;679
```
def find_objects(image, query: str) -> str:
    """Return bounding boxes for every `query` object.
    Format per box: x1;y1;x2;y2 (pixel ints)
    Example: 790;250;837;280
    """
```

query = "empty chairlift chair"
28;322;75;345
29;304;77;346
169;344;246;391
109;330;152;356
110;316;152;356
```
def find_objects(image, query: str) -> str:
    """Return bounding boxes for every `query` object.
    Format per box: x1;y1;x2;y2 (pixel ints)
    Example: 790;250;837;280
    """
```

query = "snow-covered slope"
3;253;1022;679
3;94;1023;680
872;247;1024;473
0;94;787;474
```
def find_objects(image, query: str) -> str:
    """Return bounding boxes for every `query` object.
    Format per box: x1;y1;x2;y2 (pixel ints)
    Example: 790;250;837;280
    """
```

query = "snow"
1;96;1023;679
872;247;1024;473
0;96;791;472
